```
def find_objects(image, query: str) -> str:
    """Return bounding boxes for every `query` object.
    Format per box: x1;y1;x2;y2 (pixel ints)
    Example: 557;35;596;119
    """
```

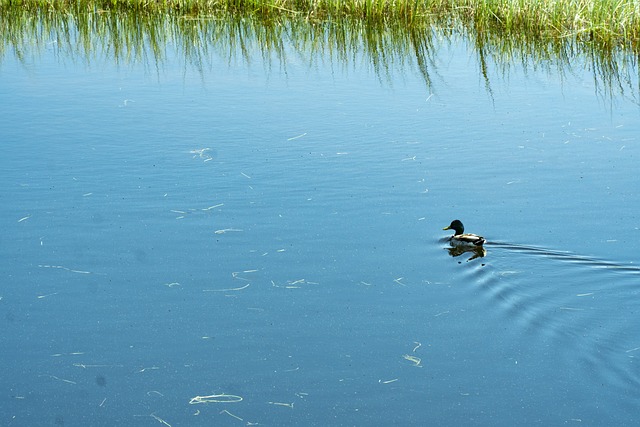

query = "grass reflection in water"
0;8;638;101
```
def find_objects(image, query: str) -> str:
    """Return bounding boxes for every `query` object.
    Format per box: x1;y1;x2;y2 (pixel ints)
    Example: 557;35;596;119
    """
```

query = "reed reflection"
0;9;638;101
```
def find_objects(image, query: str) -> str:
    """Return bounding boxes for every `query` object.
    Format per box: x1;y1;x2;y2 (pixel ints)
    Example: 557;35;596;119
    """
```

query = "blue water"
1;24;640;426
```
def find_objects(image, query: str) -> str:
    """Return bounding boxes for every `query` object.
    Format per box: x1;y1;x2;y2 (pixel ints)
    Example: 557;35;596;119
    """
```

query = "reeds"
1;0;639;104
1;6;637;101
467;0;640;45
1;0;640;47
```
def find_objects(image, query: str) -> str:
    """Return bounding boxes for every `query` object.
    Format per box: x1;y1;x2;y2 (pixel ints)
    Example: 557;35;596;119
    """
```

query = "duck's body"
443;220;485;247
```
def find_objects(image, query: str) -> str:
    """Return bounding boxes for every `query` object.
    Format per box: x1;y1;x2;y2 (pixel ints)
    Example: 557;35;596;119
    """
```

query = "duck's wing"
456;233;486;246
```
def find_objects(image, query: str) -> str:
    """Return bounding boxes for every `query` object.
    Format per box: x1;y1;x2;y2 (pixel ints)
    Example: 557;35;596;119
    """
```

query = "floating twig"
189;394;243;404
38;265;91;274
287;132;307;141
403;354;422;367
203;284;250;292
150;413;172;427
268;401;294;408
214;228;243;234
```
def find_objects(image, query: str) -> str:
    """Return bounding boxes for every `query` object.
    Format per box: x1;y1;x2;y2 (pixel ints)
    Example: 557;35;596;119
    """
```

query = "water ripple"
472;241;640;400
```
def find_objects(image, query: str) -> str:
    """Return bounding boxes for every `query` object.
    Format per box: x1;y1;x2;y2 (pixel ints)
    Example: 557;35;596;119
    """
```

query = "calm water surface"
1;20;640;426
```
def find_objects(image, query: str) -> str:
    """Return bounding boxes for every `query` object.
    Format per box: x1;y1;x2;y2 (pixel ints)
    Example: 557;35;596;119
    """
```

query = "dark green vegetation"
1;1;638;99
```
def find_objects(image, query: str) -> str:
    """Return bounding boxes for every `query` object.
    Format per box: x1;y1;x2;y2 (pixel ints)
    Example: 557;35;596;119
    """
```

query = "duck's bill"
442;226;451;230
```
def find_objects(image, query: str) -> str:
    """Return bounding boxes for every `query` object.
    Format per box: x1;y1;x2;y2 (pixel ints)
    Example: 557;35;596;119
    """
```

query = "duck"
443;220;485;247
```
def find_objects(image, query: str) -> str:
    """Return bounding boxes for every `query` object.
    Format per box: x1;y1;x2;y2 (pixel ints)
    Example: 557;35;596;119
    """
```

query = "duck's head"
443;219;465;235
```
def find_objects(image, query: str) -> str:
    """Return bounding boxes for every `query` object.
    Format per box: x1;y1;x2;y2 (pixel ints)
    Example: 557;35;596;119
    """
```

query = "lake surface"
1;15;640;426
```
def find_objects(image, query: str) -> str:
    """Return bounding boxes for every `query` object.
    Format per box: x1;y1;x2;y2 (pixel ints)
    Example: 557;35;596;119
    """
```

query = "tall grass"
464;0;640;45
1;6;637;101
1;0;640;47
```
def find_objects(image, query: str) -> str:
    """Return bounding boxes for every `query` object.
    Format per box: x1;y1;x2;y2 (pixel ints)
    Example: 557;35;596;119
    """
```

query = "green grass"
1;0;638;100
1;0;640;47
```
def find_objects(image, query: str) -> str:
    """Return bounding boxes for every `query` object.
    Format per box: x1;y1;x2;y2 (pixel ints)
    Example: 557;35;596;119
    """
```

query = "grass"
1;0;640;48
1;0;638;100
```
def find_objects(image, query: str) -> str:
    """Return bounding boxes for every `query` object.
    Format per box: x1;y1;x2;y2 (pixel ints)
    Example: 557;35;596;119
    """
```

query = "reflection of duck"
446;244;486;261
443;220;485;247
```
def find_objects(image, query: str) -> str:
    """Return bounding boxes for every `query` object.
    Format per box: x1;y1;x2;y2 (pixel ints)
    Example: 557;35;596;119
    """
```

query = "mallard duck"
443;220;485;247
